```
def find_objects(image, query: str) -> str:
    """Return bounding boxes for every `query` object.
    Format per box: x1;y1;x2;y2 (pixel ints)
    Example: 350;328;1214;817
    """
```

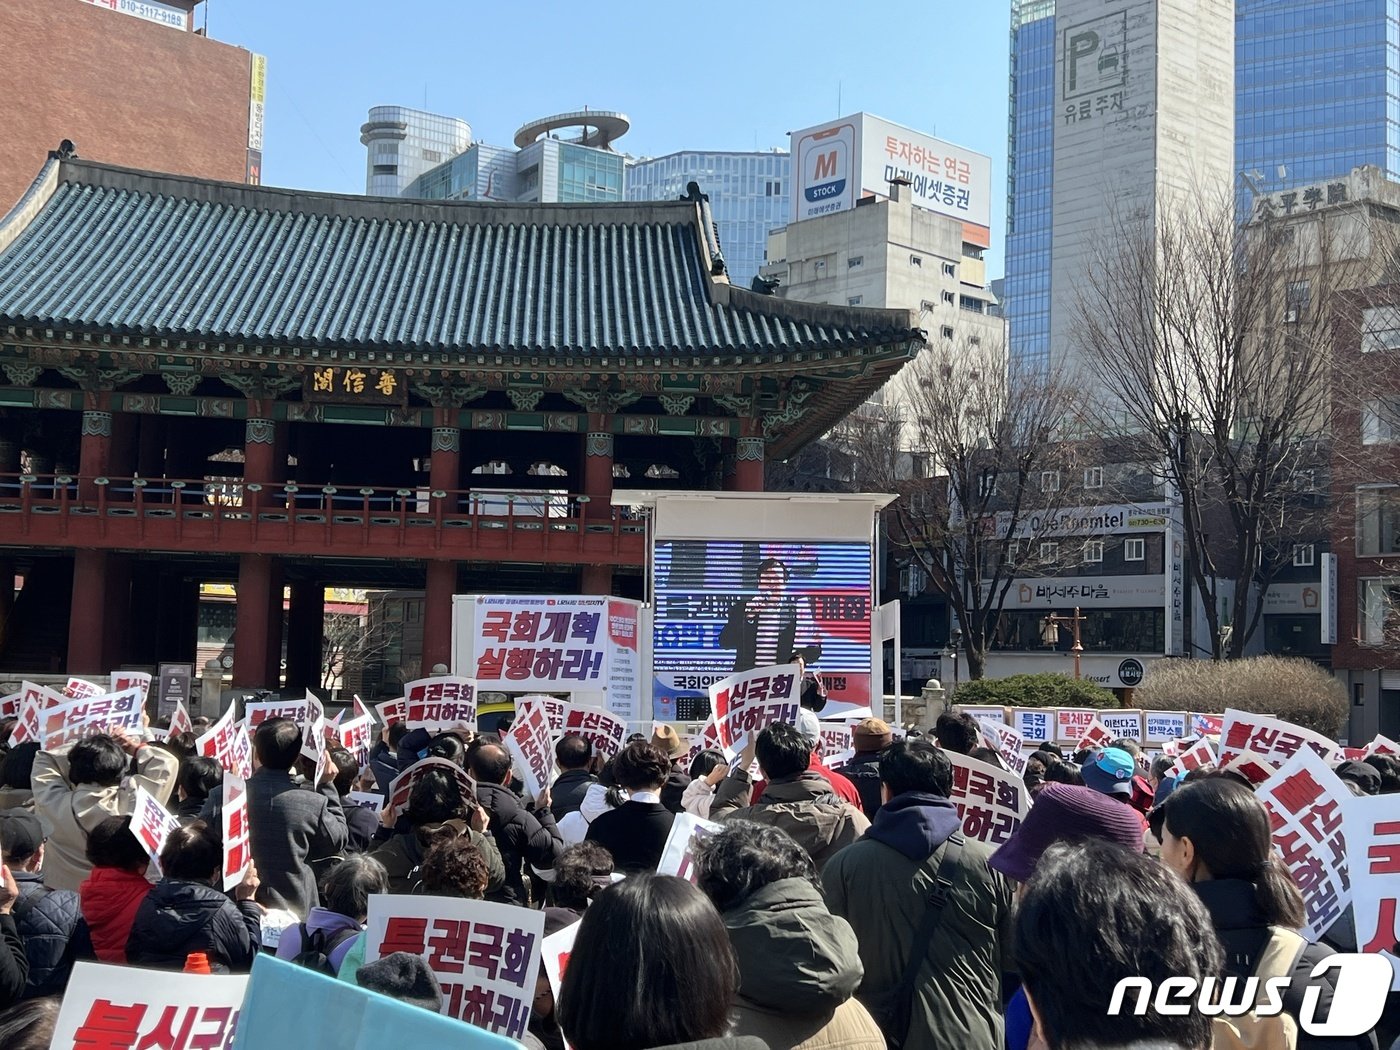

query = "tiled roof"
0;156;921;359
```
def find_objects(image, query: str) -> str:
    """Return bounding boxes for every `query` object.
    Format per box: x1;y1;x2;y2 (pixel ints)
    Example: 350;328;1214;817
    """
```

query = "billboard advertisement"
790;112;992;229
652;540;873;719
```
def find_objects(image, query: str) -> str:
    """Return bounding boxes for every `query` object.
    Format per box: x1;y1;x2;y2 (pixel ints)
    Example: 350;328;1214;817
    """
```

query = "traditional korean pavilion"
0;148;921;687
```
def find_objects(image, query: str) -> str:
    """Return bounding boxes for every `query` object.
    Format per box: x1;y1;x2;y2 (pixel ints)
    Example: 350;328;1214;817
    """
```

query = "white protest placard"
337;714;375;769
197;707;252;779
818;721;853;760
1075;716;1115;753
10;681;71;746
954;705;1007;725
169;700;194;739
540;920;579;1012
1100;709;1144;741
1054;708;1099;747
978;717;1027;778
1256;747;1352;942
348;790;385;815
364;894;545;1041
1190;712;1225;738
656;812;722;884
131;784;180;862
504;700;555;801
64;676;104;700
559;702;629;761
1167;737;1218;780
945;751;1031;847
1220;709;1339;769
680;718;724;773
376;697;407;726
41;687;144;750
245;698;316;730
221;774;251;892
518;695;566;737
0;692;18;720
1221;750;1277;787
1143;711;1188;743
1009;707;1054;746
472;596;610;691
1366;735;1400;758
110;671;153;704
51;961;247;1050
1345;793;1400;960
404;675;478;730
385;758;476;824
353;694;374;722
709;663;801;756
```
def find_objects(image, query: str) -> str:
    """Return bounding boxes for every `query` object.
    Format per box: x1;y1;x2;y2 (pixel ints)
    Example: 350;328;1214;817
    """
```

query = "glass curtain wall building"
360;107;473;197
1237;0;1400;210
626;151;790;287
1005;0;1057;376
1007;0;1400;373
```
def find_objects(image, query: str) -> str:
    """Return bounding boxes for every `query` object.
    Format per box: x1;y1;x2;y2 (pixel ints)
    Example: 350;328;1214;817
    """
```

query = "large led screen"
652;540;873;719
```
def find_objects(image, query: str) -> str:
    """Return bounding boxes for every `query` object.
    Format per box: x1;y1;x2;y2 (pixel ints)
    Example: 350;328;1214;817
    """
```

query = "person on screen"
719;558;823;673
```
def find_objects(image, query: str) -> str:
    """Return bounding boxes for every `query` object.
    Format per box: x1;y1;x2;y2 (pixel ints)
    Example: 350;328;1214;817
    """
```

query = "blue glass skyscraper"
1007;0;1400;373
1006;0;1057;376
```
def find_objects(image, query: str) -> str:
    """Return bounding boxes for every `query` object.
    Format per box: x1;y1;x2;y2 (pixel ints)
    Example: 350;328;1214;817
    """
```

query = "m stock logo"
1107;954;1393;1038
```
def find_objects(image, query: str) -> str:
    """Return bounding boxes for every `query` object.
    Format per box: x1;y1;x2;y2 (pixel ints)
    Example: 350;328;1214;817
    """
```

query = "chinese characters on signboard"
303;367;405;404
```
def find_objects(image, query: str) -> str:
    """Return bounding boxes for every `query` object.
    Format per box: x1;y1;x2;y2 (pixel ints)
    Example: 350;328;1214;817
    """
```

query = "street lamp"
1042;606;1086;680
948;627;963;697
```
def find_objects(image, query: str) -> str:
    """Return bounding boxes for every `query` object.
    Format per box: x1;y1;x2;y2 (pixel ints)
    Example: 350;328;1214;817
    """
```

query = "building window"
910;255;923;267
1084;466;1104;489
372;164;397;176
1363;306;1400;351
920;300;936;313
960;295;986;314
1040;470;1060;492
1083;540;1104;564
942;262;956;277
848;295;863;307
814;259;827;274
1361;579;1400;646
1125;537;1146;561
848;255;864;268
1285;280;1310;321
978;472;998;498
1357;486;1400;556
941;290;956;305
1294;469;1316;492
1362;398;1400;444
941;326;955;340
1292;544;1315;567
1039;542;1059;563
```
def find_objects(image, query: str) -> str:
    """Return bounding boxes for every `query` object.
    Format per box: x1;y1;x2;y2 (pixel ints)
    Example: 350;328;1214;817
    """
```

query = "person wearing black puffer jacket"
0;810;82;998
468;742;562;905
1155;776;1378;1050
126;822;263;973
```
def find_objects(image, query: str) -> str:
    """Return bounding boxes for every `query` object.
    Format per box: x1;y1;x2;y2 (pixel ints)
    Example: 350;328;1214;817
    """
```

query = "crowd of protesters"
0;691;1392;1050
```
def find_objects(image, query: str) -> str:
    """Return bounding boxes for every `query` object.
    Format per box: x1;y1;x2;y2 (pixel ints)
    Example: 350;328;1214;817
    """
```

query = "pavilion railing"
0;473;643;555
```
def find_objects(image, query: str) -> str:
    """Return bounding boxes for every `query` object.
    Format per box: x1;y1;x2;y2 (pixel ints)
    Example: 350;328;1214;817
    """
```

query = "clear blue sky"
209;1;1013;275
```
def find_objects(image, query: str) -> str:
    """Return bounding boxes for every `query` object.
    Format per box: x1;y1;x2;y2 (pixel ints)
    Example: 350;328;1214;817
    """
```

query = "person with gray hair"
693;820;883;1049
275;854;388;976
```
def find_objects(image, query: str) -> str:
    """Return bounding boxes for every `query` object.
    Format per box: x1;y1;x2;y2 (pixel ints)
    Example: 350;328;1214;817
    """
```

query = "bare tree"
321;607;391;694
1072;190;1356;658
838;335;1097;679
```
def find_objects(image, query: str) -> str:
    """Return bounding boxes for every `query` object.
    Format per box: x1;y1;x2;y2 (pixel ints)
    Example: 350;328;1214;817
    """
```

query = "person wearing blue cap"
1079;747;1150;833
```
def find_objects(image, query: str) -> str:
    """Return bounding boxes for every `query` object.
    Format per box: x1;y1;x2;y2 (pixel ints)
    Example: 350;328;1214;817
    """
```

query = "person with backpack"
823;739;1012;1050
1154;777;1378;1050
275;854;388;977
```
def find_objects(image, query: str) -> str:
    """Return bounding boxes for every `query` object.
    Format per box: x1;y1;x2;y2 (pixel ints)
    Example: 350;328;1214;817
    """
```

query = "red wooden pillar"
67;549;110;673
232;553;276;688
243;402;279;511
732;423;766;492
583;413;613;520
430;408;461;492
78;393;113;501
421;560;456;677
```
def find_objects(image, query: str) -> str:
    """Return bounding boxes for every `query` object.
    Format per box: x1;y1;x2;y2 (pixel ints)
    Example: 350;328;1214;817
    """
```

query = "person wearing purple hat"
991;783;1147;1050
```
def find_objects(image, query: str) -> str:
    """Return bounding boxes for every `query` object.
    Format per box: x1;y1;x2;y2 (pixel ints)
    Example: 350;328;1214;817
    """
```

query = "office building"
1009;0;1400;375
627;151;790;288
360;106;473;197
1237;0;1400;208
366;108;628;205
0;0;265;208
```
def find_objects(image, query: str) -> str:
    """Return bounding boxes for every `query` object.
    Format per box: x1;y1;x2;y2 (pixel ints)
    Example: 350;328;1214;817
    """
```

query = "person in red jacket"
78;816;153;964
